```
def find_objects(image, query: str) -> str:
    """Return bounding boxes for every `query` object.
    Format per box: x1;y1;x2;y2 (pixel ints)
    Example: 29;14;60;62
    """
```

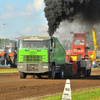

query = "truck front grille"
23;55;45;62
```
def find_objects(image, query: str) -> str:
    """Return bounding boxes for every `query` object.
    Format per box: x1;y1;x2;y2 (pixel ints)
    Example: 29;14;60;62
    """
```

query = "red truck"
65;32;92;77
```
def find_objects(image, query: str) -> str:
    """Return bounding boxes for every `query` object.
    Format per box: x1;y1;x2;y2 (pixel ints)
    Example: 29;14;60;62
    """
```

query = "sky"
0;0;49;39
0;0;86;41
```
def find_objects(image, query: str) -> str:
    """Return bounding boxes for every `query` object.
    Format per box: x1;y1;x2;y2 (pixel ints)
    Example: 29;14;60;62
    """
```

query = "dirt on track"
0;67;100;100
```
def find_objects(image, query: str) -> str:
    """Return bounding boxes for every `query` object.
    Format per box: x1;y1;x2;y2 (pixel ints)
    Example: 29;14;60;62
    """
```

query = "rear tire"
51;65;56;79
48;72;52;79
19;72;27;79
87;69;91;76
77;70;81;77
84;70;88;77
1;60;5;65
61;66;64;79
14;56;17;67
10;56;14;68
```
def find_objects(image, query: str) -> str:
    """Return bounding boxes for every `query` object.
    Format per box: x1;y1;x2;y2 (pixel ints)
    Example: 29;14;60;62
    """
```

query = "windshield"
18;40;49;49
74;39;85;45
5;47;14;54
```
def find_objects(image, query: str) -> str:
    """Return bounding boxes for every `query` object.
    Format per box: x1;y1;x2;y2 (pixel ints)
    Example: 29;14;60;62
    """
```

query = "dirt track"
0;67;100;100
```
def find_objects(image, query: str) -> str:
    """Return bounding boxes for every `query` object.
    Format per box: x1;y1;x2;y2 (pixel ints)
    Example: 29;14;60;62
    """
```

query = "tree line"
0;38;15;49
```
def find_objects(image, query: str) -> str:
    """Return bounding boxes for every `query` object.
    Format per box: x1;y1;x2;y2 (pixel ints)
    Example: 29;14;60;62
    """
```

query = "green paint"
17;36;66;75
18;50;48;63
54;38;65;64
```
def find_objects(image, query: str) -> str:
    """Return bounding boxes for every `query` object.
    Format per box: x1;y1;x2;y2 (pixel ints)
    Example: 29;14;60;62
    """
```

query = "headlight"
43;66;48;68
18;66;23;68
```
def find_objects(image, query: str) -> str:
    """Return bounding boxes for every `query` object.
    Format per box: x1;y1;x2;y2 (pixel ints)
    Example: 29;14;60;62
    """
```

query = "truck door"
50;38;55;62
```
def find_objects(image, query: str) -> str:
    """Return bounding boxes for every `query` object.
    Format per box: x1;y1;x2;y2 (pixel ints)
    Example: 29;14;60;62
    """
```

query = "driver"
80;40;84;45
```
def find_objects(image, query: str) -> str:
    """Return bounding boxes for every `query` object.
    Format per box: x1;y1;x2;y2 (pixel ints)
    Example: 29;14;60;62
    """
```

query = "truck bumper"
17;63;50;73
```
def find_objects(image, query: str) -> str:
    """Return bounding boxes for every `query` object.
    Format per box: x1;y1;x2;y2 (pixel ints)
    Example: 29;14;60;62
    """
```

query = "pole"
3;23;5;47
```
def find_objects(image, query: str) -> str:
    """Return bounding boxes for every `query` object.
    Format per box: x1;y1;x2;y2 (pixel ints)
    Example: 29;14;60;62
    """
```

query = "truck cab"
72;33;89;58
17;36;65;79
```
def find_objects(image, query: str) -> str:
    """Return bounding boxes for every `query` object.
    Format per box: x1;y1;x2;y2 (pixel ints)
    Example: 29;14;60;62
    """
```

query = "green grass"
72;88;100;100
38;88;100;100
40;94;62;100
0;69;18;73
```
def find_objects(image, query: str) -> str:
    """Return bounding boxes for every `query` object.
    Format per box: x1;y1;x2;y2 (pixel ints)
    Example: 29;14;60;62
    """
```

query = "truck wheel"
6;54;10;61
87;69;91;76
1;60;5;65
10;56;14;68
51;65;56;79
48;72;52;79
19;72;27;79
77;70;81;77
14;57;17;67
61;66;64;79
84;70;88;77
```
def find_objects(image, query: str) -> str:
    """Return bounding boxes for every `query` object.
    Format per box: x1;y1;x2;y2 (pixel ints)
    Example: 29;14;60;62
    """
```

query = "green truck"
17;36;65;79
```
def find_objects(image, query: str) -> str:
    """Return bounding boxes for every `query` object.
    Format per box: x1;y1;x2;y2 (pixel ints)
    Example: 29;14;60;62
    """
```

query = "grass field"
39;88;100;100
0;69;18;73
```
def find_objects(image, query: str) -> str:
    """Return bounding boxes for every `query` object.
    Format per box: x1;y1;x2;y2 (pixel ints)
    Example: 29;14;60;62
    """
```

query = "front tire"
19;72;27;79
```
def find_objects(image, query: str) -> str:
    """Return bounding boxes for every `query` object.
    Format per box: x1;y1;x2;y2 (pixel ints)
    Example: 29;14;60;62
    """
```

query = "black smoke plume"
44;0;100;36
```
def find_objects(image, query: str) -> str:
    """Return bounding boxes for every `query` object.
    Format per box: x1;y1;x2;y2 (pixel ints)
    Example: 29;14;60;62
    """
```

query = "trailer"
65;32;92;77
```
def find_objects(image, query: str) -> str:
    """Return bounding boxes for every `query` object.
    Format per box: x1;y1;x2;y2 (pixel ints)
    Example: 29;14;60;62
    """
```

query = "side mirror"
50;49;52;51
